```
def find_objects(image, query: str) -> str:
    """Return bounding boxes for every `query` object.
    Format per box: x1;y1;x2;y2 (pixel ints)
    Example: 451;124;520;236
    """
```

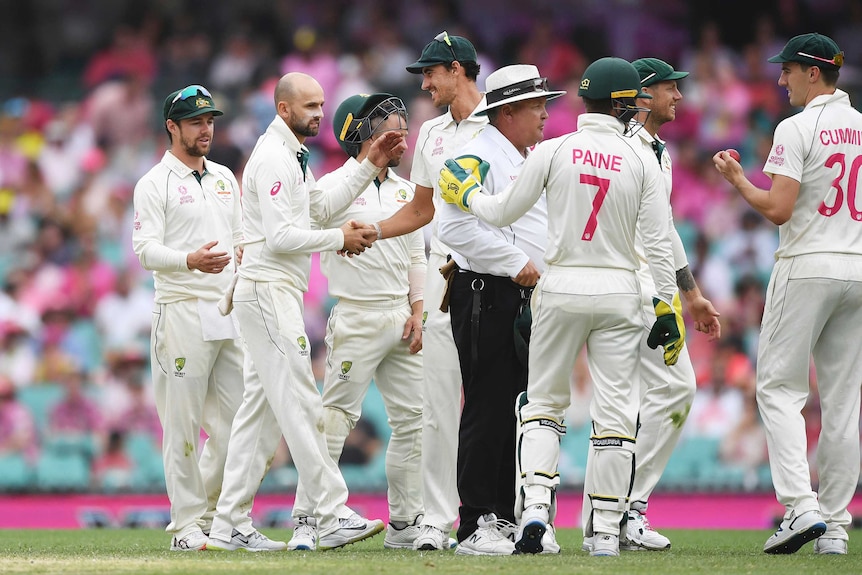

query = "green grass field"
0;528;859;575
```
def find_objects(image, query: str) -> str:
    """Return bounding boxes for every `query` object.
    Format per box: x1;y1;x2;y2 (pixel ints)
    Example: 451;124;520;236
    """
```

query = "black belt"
455;270;533;369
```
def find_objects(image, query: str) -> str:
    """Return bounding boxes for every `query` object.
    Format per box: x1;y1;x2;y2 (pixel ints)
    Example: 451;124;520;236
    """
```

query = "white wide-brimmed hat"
474;64;566;116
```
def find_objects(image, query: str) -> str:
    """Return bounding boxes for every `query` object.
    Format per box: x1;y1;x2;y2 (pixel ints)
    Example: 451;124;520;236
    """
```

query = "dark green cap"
768;33;844;70
406;31;477;73
632;58;689;87
578;57;651;100
163;85;223;122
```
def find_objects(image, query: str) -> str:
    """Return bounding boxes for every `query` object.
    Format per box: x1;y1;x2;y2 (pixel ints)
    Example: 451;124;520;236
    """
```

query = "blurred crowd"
1;0;860;493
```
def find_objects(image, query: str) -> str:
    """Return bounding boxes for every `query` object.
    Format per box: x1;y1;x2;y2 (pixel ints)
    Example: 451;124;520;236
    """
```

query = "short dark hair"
800;62;840;86
455;61;481;82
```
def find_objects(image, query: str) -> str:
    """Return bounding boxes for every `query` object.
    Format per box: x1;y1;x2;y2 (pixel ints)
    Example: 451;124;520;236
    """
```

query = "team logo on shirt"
270;181;282;196
133;211;141;231
432;136;445;157
338;361;353;381
422;311;428;329
174;357;186;377
769;144;786;167
396;188;409;203
216;179;232;202
297;336;309;356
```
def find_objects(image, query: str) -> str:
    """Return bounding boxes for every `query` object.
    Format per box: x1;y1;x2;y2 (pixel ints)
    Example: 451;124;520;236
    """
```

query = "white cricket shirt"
410;99;488;258
133;151;242;304
315;158;427;302
764;89;862;259
239;116;344;290
470;113;676;304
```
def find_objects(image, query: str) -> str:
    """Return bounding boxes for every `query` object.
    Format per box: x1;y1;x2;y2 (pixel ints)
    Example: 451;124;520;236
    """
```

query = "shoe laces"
495;518;518;541
339;513;369;529
636;512;655;531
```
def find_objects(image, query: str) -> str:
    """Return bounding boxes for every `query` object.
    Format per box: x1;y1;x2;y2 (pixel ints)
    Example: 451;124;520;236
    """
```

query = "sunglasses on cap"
167;84;213;120
434;31;459;63
485;77;550;106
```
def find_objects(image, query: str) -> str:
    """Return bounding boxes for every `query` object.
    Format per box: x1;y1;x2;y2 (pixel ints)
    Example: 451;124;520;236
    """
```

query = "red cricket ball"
727;148;741;162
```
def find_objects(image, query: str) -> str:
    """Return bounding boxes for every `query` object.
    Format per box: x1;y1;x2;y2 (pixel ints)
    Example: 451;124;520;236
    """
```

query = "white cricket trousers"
582;299;696;527
216;278;354;538
294;298;424;522
419;252;462;532
757;254;862;540
151;299;244;537
519;268;641;537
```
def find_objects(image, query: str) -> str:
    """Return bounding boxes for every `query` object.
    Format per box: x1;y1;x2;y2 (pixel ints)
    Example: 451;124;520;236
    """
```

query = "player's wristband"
373;222;383;240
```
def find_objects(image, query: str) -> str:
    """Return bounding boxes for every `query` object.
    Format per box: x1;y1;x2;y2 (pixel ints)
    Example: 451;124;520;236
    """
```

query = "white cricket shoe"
288;516;317;551
170;529;208;551
384;523;421;549
455;513;515;556
515;504;549;554
625;510;671;550
763;509;826;554
206;529;287;552
496;518;518;542
541;525;561;554
814;538;848;555
412;525;452;551
590;533;620;557
318;513;385;550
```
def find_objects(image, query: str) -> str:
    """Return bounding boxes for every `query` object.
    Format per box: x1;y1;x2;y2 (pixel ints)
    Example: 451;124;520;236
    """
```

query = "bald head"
275;72;325;142
275;72;321;107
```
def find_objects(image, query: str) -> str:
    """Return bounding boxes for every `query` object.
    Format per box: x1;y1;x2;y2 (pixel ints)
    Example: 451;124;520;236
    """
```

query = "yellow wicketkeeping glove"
647;293;686;366
438;156;489;212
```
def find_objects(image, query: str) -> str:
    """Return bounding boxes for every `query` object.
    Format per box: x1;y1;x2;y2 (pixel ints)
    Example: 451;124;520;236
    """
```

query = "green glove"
647;294;685;366
438;156;488;212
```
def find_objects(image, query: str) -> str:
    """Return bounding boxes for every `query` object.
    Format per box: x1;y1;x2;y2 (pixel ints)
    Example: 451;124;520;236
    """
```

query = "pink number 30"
818;152;862;220
580;174;611;241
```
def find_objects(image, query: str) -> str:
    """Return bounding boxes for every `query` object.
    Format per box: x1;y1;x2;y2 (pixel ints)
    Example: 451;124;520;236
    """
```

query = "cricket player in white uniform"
132;85;245;551
206;73;404;552
290;93;427;549
373;32;487;551
714;33;861;556
437;64;565;556
440;57;683;557
582;58;721;552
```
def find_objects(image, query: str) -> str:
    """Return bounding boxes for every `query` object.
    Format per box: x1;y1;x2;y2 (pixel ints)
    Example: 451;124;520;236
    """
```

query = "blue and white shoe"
763;509;826;554
515;504;549;554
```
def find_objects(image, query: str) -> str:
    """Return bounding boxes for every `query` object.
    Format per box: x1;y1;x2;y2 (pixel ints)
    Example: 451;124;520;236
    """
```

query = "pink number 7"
580;174;611;241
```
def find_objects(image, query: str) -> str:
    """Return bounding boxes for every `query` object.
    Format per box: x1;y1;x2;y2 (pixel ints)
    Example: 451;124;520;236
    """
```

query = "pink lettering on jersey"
768;144;785;167
572;149;622;172
270;181;282;196
819;128;862;146
178;186;194;205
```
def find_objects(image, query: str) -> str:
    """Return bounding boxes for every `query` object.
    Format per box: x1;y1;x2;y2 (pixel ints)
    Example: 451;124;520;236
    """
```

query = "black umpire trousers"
449;269;530;542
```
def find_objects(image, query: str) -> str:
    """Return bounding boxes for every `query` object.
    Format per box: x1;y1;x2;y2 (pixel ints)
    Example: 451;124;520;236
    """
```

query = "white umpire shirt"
438;125;547;277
